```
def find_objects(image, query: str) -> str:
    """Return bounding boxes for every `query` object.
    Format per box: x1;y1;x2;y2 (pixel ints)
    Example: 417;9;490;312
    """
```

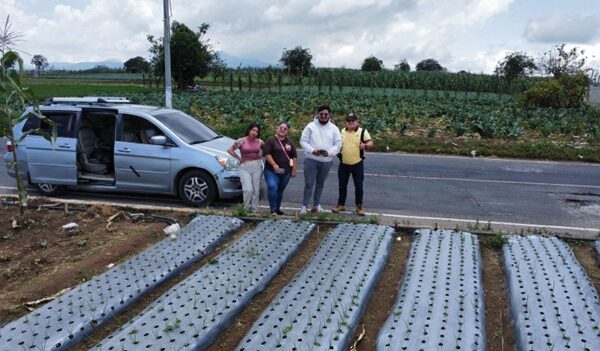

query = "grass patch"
24;78;157;99
377;135;600;162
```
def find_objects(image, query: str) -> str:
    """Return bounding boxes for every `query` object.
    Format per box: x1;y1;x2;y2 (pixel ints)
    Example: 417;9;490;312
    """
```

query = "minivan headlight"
215;156;240;170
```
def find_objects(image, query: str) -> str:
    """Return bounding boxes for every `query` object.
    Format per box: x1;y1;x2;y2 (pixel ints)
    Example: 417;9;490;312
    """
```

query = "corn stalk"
0;16;54;222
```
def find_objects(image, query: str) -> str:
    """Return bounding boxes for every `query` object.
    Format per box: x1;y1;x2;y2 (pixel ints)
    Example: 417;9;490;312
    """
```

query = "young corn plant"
0;16;57;221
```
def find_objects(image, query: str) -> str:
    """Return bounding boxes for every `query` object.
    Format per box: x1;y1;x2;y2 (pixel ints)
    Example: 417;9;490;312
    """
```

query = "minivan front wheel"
35;183;66;196
178;170;217;207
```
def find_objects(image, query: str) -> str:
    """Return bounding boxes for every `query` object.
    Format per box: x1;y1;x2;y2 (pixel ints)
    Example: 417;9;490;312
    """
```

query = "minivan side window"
22;112;75;137
121;114;167;144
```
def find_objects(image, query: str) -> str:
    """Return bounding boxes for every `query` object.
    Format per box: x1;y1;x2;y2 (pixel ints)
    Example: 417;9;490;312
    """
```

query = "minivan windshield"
152;110;220;144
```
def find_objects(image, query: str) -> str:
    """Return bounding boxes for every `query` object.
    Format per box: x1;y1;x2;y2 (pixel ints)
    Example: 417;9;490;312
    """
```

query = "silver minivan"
3;97;242;206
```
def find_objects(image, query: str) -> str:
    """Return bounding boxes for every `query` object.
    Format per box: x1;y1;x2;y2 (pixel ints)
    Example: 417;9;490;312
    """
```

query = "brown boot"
332;205;345;213
355;205;365;216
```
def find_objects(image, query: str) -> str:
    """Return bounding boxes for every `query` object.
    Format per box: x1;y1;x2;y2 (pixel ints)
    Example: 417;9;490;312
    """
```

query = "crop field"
2;214;600;351
19;71;600;162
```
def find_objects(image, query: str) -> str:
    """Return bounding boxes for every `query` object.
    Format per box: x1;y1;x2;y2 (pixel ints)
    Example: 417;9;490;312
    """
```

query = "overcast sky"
3;0;599;73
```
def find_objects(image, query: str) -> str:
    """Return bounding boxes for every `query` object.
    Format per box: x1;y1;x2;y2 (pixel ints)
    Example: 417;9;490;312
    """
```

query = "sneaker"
355;205;366;216
276;210;285;215
331;205;345;213
299;206;307;215
311;205;324;213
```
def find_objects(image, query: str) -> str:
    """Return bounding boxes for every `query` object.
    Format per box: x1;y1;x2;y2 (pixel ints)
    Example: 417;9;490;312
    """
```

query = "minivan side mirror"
150;135;167;145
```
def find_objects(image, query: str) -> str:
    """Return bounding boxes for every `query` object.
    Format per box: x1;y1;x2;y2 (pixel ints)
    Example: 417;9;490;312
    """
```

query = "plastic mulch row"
94;219;315;351
0;215;243;351
237;223;394;351
377;229;485;351
503;235;600;351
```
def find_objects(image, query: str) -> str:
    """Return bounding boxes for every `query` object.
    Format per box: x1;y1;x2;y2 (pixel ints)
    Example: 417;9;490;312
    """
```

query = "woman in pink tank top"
227;123;264;212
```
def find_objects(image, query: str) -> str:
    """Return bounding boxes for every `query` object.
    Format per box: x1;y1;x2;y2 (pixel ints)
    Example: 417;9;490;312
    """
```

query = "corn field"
208;67;535;96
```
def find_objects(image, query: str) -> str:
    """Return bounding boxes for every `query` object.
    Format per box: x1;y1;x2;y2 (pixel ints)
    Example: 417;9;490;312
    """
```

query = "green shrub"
517;72;590;108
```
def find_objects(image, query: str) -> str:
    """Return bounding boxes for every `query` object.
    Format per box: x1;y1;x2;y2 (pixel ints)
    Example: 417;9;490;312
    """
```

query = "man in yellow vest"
332;114;374;216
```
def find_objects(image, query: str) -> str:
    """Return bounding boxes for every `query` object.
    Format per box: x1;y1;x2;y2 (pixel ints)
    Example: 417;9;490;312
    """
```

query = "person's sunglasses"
319;112;329;117
278;126;288;130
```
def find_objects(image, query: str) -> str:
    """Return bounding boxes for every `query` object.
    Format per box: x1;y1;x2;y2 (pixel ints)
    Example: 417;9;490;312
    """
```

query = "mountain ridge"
38;53;273;71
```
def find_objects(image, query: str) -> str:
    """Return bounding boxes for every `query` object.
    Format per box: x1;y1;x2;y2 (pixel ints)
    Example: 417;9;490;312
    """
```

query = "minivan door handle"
117;148;131;153
57;143;72;149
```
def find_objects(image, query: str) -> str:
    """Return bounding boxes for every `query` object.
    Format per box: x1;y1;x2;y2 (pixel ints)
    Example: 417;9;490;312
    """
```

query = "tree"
538;43;587;78
1;16;55;222
280;46;312;76
415;58;445;72
394;59;410;72
361;55;384;71
148;21;216;89
124;56;149;73
31;54;48;73
208;55;227;81
494;52;536;81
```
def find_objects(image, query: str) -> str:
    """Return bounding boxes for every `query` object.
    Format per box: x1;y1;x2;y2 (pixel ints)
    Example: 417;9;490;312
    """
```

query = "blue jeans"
264;168;291;212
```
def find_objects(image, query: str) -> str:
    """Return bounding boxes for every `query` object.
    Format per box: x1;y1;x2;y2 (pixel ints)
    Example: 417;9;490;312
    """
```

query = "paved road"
1;139;599;237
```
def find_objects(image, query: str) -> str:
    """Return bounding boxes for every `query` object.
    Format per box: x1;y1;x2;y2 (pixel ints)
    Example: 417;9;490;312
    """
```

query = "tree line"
28;20;597;108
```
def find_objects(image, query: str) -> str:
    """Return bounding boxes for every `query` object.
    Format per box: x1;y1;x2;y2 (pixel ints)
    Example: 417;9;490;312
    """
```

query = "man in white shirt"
299;105;342;214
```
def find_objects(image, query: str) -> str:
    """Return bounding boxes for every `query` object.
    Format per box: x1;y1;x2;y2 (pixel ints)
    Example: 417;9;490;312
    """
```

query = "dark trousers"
337;161;364;206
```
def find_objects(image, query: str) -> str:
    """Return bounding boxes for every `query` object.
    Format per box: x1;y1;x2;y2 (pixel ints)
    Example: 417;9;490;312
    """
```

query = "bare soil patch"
479;239;514;351
0;199;188;325
568;240;600;294
354;232;411;351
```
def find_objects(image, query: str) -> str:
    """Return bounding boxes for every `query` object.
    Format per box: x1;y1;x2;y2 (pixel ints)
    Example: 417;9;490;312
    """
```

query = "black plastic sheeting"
377;229;485;351
237;223;394;351
0;215;243;351
94;220;315;351
503;235;600;351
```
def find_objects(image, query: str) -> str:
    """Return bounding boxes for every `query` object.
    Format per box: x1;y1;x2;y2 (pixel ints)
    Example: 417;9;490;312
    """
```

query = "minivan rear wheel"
35;183;66;196
178;170;217;207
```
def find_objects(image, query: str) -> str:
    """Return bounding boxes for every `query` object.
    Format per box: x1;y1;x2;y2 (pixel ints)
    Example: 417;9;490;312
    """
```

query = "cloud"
4;0;546;73
8;0;161;62
524;12;600;44
310;0;393;17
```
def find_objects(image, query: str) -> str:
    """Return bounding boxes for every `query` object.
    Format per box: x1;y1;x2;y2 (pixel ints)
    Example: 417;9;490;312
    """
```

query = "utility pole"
163;0;173;108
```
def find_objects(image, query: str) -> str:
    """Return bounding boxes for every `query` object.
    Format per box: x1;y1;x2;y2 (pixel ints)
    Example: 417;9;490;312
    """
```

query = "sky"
2;0;600;73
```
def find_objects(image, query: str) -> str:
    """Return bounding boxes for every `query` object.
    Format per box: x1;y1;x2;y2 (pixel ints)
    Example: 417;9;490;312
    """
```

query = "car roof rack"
43;97;131;105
